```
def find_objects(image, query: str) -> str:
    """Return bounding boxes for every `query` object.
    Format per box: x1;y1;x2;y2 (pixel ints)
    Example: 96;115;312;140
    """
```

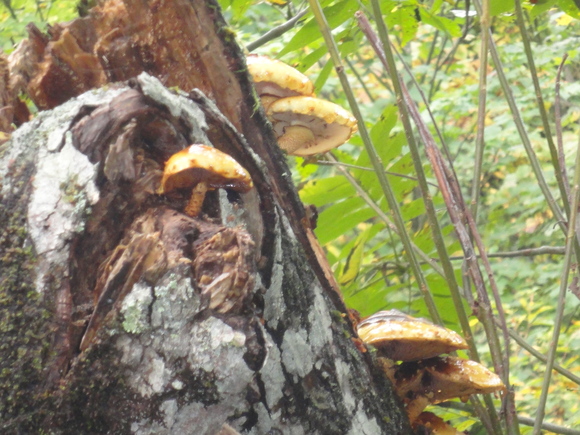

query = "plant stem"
554;54;571;202
513;0;570;216
306;0;443;324
440;402;580;435
504;324;580;385
359;5;503;432
471;0;572;248
315;158;440;188
470;0;490;220
533;136;580;433
246;9;308;52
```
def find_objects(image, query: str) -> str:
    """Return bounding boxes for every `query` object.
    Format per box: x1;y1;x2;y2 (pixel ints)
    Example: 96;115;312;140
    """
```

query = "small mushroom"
157;144;253;217
414;412;464;434
266;96;358;156
390;356;506;423
357;310;468;362
246;54;314;109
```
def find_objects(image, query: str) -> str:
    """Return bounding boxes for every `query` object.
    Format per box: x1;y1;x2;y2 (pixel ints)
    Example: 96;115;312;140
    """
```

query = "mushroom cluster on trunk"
357;310;505;431
246;55;357;156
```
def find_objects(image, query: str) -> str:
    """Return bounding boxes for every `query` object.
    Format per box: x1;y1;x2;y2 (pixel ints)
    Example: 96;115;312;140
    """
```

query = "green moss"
0;156;54;432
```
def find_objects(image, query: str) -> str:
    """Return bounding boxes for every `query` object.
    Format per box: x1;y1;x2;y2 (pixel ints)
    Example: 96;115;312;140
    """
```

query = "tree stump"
0;0;412;433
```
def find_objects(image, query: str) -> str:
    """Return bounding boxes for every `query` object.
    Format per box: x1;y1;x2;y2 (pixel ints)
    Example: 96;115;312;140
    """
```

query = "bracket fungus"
390;356;506;423
414;412;464;434
246;54;315;110
158;144;253;217
266;96;358;156
356;310;468;362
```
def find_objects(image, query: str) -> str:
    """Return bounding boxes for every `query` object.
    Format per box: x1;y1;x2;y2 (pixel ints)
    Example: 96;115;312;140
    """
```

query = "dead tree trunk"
0;1;412;433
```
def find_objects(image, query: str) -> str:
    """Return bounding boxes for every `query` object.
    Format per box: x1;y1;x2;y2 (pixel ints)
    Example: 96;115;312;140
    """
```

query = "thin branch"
470;0;490;221
358;7;501;433
246;9;308;52
345;58;375;103
555;54;570;202
307;0;444;325
504;324;580;385
438;402;580;435
313;158;440;188
513;0;570;217
533;135;580;434
448;246;565;260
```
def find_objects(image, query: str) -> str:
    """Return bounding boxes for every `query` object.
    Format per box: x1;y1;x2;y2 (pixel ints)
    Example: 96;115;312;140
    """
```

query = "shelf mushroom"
246;54;315;110
266;96;358;156
391;356;506;423
356;310;468;362
414;412;463;434
157;144;253;217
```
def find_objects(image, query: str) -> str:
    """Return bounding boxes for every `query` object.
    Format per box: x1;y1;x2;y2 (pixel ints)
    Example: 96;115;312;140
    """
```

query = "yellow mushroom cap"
357;310;468;361
395;356;506;405
158;144;253;194
266;96;358;156
247;54;314;99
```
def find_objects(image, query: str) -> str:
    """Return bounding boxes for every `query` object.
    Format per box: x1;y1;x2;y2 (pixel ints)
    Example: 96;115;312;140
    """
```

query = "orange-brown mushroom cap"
394;356;506;406
266;96;357;156
414;412;463;434
247;55;314;101
392;356;505;423
357;310;468;362
158;144;253;195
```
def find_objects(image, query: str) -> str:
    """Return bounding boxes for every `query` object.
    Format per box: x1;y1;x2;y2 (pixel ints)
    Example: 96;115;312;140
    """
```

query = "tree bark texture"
0;1;412;434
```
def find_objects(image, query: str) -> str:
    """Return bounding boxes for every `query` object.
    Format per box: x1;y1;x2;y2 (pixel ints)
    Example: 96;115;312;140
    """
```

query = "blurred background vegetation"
1;0;579;433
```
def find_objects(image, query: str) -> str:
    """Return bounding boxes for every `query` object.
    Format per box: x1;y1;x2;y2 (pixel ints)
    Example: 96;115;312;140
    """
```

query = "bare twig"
448;246;566;260
358;7;502;433
470;0;490;221
313;158;440;188
514;0;570;217
246;9;308;52
533;135;580;434
555;54;571;202
439;402;580;435
307;0;444;325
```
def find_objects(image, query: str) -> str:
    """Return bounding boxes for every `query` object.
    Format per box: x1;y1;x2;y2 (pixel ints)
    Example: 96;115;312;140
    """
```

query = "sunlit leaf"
339;228;371;285
279;0;358;57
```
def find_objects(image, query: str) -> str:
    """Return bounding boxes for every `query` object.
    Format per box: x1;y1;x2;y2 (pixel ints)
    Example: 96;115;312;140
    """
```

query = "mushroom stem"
185;181;208;217
278;125;316;154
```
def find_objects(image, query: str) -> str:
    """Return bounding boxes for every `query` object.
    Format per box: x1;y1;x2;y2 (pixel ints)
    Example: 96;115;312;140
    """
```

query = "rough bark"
0;1;412;434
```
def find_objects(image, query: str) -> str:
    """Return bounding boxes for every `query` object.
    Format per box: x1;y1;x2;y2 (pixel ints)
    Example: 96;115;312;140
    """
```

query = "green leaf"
530;0;557;20
421;8;462;37
316;198;375;245
279;0;358;56
314;59;334;92
299;176;356;207
338;228;371;285
490;0;515;16
385;5;419;47
558;0;580;18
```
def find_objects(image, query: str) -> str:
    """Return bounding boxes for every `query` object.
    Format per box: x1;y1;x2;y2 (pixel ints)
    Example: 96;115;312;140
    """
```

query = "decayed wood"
0;0;412;433
12;0;343;308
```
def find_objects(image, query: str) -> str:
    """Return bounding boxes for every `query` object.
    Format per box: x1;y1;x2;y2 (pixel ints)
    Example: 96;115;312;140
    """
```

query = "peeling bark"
0;1;412;434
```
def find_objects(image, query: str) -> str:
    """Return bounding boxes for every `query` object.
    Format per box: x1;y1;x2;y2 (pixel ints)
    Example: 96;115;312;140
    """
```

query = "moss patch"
0;151;54;432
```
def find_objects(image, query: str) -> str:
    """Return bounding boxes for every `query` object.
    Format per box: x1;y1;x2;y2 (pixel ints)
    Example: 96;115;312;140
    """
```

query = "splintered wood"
3;0;245;129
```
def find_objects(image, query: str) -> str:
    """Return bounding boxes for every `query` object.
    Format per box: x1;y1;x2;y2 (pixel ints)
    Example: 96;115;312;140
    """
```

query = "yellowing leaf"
338;230;369;285
556;13;575;25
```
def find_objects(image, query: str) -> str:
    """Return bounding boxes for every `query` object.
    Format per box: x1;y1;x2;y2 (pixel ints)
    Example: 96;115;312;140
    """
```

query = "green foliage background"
2;0;580;433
